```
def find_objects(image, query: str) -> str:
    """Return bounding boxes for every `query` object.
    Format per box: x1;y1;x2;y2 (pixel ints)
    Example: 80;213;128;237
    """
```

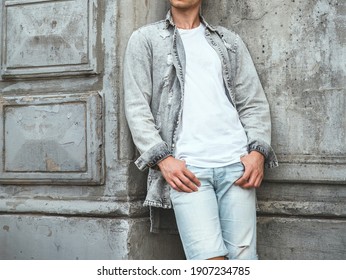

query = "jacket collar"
165;10;217;32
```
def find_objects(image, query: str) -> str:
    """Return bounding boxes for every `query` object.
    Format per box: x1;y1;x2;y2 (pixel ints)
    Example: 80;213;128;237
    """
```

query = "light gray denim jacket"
124;11;278;231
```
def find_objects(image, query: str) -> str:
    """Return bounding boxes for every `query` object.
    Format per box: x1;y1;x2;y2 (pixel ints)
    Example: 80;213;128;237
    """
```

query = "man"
124;0;278;260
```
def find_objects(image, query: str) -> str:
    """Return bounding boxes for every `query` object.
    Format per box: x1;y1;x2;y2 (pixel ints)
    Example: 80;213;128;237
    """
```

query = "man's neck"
171;6;201;29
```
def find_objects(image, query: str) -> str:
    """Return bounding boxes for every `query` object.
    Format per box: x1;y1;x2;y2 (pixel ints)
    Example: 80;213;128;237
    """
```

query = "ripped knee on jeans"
228;244;257;260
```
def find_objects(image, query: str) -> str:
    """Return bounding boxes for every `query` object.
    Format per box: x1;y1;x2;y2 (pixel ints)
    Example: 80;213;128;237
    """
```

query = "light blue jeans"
170;162;257;260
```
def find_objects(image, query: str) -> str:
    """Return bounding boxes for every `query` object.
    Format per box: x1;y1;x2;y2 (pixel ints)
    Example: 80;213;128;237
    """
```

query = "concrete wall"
0;0;345;259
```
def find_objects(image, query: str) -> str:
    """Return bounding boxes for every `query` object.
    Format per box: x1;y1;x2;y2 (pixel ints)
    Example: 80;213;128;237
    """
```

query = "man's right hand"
157;156;201;192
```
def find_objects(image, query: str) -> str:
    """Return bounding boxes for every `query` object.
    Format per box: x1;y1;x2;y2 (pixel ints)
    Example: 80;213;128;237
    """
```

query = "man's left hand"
235;151;265;188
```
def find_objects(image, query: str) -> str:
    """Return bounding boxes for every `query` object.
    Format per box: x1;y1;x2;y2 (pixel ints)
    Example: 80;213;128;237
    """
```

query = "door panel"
1;0;98;79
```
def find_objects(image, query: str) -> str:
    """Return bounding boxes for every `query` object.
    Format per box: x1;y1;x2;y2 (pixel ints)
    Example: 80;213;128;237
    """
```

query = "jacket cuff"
248;141;278;169
135;142;172;171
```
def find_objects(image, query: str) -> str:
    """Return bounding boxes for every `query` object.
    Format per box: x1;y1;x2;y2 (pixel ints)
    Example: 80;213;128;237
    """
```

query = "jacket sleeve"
123;30;171;171
234;36;278;168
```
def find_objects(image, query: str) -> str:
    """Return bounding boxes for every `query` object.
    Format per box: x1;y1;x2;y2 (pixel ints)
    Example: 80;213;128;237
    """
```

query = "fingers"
183;169;201;187
235;166;263;188
168;172;199;192
235;152;265;189
235;173;263;188
173;176;196;193
158;156;200;192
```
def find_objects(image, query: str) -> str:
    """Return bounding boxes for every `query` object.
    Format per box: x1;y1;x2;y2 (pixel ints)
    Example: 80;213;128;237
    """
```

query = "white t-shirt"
175;24;248;168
